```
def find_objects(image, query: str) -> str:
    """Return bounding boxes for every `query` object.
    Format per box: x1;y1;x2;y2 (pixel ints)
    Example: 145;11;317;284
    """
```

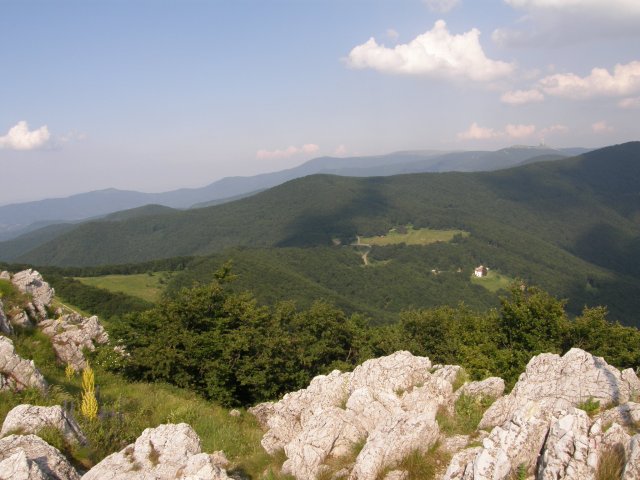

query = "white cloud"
618;96;640;109
592;121;613;133
538;61;640;99
346;20;514;82
505;124;536;138
457;123;500;140
386;29;399;41
501;89;545;105
334;145;348;156
496;0;640;46
0;121;51;151
256;143;319;160
423;0;460;13
539;124;569;136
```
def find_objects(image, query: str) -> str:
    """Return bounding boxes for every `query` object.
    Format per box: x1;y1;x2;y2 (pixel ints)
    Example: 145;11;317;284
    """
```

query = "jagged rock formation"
0;434;80;480
10;270;55;321
81;423;230;480
0;336;47;393
1;405;87;445
252;349;640;480
250;351;458;480
0;271;10;280
0;300;13;336
39;314;109;370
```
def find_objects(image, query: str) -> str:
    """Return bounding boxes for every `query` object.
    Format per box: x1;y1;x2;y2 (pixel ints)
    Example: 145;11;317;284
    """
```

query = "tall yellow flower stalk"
65;363;75;381
80;364;98;421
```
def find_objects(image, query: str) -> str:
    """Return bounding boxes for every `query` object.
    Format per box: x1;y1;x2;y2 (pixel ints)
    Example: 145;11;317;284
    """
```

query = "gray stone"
1;404;86;445
11;270;54;320
0;434;80;480
81;423;230;480
0;300;13;336
0;336;47;393
0;450;48;480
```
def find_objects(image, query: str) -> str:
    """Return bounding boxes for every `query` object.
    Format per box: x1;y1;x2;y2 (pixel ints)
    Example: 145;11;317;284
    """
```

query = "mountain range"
0;145;587;241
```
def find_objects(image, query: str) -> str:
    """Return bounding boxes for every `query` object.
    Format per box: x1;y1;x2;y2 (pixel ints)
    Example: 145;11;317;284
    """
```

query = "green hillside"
3;142;639;324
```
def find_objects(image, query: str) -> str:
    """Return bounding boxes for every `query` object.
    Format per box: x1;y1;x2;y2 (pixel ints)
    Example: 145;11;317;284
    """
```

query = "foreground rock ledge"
251;349;640;480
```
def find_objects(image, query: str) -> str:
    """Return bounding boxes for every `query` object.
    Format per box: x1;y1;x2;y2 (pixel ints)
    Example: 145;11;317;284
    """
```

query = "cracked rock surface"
0;336;47;393
1;405;86;445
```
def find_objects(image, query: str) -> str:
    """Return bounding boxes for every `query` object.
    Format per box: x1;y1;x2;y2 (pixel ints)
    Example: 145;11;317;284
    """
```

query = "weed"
578;397;601;417
596;445;625;480
390;444;451;480
437;394;495;436
452;369;469;392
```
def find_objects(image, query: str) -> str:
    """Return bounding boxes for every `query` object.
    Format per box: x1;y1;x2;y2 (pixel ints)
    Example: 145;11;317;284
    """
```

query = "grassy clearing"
2;326;282;478
470;270;514;293
437;394;495;436
359;226;469;247
75;272;170;303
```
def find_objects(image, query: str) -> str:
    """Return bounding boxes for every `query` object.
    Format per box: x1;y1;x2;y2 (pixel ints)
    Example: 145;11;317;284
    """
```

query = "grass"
2;325;281;478
577;397;601;417
75;272;170;303
470;270;514;293
383;444;451;480
596;445;625;480
358;226;469;247
317;439;367;480
0;279;30;308
437;394;495;436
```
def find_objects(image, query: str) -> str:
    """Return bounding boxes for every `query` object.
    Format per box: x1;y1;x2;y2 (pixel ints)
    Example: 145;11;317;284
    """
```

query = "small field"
75;272;169;302
359;226;469;247
470;270;514;293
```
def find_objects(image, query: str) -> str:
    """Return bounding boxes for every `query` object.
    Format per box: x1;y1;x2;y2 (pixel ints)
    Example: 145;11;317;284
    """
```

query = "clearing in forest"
470;270;514;293
75;272;169;302
358;226;469;247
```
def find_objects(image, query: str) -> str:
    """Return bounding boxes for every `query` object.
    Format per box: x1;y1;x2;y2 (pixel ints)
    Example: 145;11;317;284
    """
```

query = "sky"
1;0;639;205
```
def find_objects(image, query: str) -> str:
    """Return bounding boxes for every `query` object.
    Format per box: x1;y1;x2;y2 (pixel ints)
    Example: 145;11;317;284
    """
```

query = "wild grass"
74;273;169;303
577;397;601;417
359;226;469;247
2;325;274;477
596;445;625;480
470;271;514;293
437;394;495;436
383;443;451;480
316;439;367;480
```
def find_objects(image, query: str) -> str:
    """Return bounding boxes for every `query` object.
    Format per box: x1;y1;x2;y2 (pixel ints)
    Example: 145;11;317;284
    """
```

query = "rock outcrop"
0;449;48;480
0;336;47;393
0;434;80;480
0;300;13;336
11;270;54;320
251;351;458;480
1;405;86;445
479;348;640;429
81;423;230;480
39;314;109;370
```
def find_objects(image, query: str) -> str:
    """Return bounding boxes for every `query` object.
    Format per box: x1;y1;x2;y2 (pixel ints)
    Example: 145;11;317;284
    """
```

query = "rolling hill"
0;145;584;240
1;142;637;323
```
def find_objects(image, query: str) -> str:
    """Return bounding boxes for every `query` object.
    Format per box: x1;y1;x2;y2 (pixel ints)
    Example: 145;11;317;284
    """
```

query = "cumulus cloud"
457;123;500;140
495;0;640;46
256;143;319;160
423;0;460;13
458;122;544;141
334;145;348;156
501;89;545;105
618;96;640;109
538;61;640;99
592;121;614;133
505;124;536;138
346;20;514;82
0;121;51;151
539;124;569;136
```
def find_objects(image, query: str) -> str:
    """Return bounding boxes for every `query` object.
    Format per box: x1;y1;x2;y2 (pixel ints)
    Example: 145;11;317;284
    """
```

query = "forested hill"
5;142;637;266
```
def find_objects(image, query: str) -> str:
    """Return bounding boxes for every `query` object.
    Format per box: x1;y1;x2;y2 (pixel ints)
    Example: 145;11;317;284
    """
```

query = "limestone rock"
442;447;482;480
0;271;10;280
623;434;640;480
454;378;505;402
0;434;80;480
11;270;54;319
0;450;48;480
347;351;433;394
536;408;595;480
40;314;109;370
0;300;13;336
597;402;640;431
1;405;86;445
349;413;439;480
480;349;637;429
81;423;230;480
0;336;47;392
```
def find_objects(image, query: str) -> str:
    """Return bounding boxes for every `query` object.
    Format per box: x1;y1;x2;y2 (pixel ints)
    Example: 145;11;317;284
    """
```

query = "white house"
474;265;488;277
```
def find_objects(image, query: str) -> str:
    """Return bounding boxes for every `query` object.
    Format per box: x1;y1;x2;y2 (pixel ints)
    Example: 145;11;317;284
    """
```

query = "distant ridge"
0;145;588;240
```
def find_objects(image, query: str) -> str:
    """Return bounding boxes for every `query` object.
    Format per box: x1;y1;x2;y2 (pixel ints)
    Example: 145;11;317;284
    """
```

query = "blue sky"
1;0;639;205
